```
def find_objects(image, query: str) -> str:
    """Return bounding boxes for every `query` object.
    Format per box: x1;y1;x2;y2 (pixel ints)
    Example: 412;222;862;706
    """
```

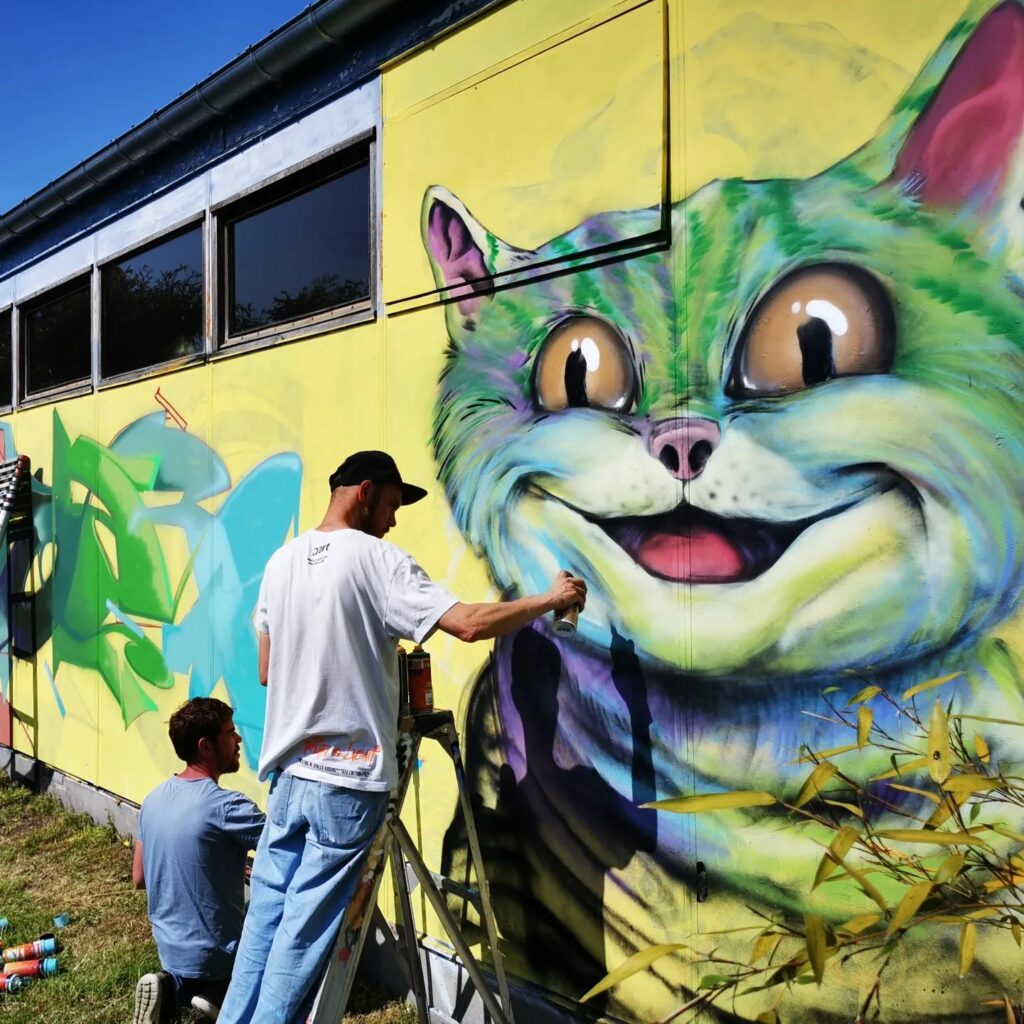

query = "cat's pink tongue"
636;527;746;582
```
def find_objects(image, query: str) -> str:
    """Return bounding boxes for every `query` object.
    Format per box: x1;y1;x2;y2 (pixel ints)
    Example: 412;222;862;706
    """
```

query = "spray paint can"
407;645;433;714
2;937;56;962
397;643;410;716
0;974;23;993
552;604;580;637
4;957;58;978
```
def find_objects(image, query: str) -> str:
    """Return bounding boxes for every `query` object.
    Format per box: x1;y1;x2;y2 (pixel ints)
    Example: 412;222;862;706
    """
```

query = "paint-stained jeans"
216;773;387;1024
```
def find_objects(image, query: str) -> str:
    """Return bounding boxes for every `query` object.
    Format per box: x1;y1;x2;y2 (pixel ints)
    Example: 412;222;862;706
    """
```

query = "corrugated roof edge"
0;0;498;253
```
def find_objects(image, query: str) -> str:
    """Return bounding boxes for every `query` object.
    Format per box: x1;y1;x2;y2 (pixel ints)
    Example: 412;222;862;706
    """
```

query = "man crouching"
132;698;266;1023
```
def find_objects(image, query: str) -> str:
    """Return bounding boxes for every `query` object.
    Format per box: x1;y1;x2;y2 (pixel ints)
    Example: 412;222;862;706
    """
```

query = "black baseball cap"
328;451;427;505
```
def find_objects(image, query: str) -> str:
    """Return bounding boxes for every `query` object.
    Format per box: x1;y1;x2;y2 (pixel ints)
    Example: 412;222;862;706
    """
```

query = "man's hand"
546;570;587;612
132;840;146;890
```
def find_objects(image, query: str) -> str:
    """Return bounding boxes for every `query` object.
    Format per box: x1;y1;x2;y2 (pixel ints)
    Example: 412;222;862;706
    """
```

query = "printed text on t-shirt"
307;543;330;565
302;737;382;765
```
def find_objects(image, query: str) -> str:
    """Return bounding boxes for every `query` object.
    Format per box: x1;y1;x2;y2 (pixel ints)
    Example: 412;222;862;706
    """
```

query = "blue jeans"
217;774;388;1024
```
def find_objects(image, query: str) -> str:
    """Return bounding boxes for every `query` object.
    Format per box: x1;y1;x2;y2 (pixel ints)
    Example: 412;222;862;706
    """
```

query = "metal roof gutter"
0;0;399;248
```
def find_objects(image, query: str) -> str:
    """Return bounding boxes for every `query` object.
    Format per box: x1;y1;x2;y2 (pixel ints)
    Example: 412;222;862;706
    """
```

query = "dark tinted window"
226;154;370;337
0;311;11;408
22;279;91;396
102;225;203;378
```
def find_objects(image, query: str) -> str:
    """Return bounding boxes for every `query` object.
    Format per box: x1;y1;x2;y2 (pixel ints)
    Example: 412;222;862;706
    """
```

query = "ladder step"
404;864;481;907
434;873;480;905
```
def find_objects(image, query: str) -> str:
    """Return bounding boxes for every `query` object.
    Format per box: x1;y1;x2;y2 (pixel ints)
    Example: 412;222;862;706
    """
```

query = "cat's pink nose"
650;417;720;480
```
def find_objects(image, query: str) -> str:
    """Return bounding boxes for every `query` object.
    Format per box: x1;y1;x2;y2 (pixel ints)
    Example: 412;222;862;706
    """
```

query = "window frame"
0;306;13;413
18;269;95;405
214;133;376;352
97;215;208;387
2;127;379;409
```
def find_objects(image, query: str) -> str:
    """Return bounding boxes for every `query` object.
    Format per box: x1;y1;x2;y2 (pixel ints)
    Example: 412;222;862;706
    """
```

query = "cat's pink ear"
892;2;1024;214
422;188;496;319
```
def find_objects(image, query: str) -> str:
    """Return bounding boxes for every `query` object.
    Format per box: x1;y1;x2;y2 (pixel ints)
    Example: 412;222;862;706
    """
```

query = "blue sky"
0;0;310;213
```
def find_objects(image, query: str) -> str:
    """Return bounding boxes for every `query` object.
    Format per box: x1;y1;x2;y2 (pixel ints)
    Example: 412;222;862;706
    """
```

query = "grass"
0;776;416;1023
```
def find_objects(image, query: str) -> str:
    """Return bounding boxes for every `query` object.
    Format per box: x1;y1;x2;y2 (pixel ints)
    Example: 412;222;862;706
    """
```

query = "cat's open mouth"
598;505;819;583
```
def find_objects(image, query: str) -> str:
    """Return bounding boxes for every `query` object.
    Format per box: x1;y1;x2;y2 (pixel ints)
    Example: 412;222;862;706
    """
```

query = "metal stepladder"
309;709;515;1024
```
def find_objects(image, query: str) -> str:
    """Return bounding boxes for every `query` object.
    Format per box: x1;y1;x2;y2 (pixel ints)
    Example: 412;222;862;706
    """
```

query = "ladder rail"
389;842;430;1024
439;722;516;1024
390;818;511;1024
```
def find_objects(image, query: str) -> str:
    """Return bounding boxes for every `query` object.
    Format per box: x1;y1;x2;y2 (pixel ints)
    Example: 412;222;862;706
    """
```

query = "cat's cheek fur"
688;429;879;521
532;432;683;518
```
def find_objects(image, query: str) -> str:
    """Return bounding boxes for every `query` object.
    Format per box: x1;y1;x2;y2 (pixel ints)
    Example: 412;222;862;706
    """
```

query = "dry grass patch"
0;776;415;1023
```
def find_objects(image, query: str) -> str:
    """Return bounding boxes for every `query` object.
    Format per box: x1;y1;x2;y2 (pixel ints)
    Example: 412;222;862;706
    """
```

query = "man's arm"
438;572;585;643
132;840;145;890
258;632;270;687
220;792;268;852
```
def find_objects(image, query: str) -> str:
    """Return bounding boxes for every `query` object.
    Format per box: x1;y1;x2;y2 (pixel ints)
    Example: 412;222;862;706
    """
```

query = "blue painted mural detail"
0;411;301;767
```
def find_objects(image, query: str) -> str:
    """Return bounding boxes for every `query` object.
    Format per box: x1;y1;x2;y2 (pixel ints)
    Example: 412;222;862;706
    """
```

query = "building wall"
5;1;1024;1021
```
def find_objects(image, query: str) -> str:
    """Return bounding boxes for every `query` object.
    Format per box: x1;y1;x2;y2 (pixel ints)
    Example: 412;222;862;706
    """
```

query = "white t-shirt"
255;528;458;790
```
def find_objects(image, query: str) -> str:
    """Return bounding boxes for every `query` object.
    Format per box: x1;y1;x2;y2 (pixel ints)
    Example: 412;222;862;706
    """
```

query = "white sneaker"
133;972;170;1024
191;994;221;1020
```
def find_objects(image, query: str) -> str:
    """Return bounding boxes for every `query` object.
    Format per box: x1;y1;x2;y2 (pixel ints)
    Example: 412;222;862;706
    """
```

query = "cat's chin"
597;504;828;583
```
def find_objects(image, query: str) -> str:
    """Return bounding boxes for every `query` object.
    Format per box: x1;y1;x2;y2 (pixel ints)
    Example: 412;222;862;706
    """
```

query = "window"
0;310;11;408
222;144;371;342
101;224;204;378
21;277;91;397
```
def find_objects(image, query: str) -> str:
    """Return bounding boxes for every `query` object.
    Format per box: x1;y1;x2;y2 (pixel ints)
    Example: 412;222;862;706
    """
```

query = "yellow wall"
6;0;1024;1020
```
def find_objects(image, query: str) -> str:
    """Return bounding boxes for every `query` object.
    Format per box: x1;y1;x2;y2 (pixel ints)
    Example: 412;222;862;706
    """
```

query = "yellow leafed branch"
579;943;690;1003
902;672;962;701
929;699;953;785
793;762;838;809
642;791;776;813
886;880;932;936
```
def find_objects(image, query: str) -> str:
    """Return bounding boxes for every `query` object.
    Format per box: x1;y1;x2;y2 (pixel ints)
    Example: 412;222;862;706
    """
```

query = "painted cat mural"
422;2;1024;1021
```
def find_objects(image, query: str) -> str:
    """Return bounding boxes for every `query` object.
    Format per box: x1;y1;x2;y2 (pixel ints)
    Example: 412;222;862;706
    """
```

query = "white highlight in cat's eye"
791;301;801;314
571;335;602;371
806;299;848;336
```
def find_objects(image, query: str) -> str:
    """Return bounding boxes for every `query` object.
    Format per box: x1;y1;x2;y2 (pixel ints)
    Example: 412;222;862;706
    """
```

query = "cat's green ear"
421;186;533;330
854;0;1024;265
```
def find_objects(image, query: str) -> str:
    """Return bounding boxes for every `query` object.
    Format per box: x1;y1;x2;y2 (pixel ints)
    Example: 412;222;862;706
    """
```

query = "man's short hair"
168;698;233;762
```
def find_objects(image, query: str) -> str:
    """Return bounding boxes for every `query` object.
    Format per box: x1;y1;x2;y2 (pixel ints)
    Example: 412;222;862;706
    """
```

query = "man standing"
133;697;266;1024
218;450;585;1024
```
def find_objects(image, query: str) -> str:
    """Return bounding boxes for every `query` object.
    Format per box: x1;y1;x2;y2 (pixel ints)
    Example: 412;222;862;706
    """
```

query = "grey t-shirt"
139;777;265;978
255;529;458;790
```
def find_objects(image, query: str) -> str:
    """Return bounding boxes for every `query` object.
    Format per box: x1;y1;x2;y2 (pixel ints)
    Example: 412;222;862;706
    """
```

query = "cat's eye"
533;316;636;413
728;264;895;398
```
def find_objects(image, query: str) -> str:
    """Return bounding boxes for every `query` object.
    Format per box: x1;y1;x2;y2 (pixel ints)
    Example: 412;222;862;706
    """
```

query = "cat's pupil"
564;347;590;406
797;316;835;386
